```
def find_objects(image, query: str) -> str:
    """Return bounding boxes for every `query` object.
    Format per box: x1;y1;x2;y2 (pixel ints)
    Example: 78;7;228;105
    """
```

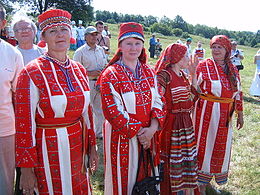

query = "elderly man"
73;26;107;139
0;5;24;195
12;14;45;195
12;15;45;65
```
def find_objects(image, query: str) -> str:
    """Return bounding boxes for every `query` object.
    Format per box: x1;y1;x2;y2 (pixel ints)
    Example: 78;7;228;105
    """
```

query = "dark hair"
95;21;104;27
0;4;6;20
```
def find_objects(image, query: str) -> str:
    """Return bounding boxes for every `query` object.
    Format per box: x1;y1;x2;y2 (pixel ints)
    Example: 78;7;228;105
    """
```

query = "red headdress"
108;22;147;66
155;43;187;73
210;35;232;60
38;9;71;32
210;35;238;91
118;22;144;42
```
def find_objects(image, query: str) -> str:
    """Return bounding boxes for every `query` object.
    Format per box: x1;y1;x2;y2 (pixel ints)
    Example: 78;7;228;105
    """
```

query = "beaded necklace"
44;53;71;68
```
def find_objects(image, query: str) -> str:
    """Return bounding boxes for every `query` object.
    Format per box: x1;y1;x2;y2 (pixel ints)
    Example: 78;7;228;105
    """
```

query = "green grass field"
69;24;260;194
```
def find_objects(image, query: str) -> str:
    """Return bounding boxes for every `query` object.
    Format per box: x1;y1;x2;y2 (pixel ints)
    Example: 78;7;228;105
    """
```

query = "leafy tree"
159;16;173;26
55;0;94;24
8;0;93;16
150;23;172;36
182;32;190;39
172;28;183;37
0;0;14;14
112;12;120;23
144;15;158;27
250;30;260;47
173;15;188;32
107;18;116;24
186;23;194;34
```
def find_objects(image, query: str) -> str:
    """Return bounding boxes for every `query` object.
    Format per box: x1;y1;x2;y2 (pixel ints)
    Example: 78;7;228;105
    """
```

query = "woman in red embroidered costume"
155;43;199;195
98;22;164;195
15;9;98;195
193;35;244;193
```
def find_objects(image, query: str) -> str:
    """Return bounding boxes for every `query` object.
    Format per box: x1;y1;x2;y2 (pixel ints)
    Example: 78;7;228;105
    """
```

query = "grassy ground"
69;24;260;194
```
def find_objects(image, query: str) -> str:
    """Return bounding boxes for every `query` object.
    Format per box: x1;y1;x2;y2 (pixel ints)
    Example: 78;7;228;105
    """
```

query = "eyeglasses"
14;28;33;33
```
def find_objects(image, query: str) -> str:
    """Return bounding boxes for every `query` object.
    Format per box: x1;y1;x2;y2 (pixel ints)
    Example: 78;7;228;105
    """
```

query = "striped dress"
99;61;164;195
157;68;198;194
194;59;243;185
15;57;96;194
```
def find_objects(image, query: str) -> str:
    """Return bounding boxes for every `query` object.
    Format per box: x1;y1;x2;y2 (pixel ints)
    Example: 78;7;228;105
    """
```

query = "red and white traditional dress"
157;68;198;194
194;58;243;185
15;56;96;194
99;61;164;195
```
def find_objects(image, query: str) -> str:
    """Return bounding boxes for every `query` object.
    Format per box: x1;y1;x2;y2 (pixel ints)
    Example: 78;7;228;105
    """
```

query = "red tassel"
37;40;46;48
70;37;76;44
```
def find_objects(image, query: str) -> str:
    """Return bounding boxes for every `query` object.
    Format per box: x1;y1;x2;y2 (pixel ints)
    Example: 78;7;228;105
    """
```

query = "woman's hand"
236;111;244;130
137;118;159;150
89;146;99;174
87;70;102;77
188;54;199;76
20;168;37;195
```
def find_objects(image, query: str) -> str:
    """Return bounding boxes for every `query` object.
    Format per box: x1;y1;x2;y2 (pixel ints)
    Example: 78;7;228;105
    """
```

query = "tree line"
96;10;259;48
2;0;259;47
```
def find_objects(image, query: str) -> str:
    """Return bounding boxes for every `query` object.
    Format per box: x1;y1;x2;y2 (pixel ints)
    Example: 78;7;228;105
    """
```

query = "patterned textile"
15;57;96;194
118;22;144;42
99;61;164;195
193;48;205;61
155;43;187;73
158;68;198;194
194;58;243;185
38;9;71;32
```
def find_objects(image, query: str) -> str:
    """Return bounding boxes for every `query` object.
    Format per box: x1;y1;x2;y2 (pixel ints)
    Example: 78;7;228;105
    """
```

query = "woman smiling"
15;9;98;195
98;22;165;195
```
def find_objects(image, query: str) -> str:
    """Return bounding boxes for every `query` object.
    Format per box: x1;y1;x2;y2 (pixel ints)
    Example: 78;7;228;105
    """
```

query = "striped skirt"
160;112;198;194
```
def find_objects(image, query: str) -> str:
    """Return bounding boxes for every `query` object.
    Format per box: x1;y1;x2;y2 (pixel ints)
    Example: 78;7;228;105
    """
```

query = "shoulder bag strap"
135;145;145;182
146;148;156;176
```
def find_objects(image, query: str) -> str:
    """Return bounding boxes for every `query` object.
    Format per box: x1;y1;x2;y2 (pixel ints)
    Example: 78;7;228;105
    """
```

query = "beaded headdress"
118;22;144;42
38;9;71;32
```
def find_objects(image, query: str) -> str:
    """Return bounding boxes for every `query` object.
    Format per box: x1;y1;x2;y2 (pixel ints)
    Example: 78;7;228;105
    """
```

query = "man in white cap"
70;20;78;50
76;20;85;48
0;5;24;194
73;26;107;139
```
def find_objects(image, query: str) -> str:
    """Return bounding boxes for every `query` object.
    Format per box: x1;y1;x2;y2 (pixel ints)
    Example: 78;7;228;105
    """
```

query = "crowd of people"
0;4;258;195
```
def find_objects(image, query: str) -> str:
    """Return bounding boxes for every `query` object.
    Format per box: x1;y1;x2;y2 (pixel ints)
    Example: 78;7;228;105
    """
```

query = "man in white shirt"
74;26;107;139
0;5;24;195
102;25;111;38
231;41;244;71
12;15;45;65
76;20;85;48
186;37;192;56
